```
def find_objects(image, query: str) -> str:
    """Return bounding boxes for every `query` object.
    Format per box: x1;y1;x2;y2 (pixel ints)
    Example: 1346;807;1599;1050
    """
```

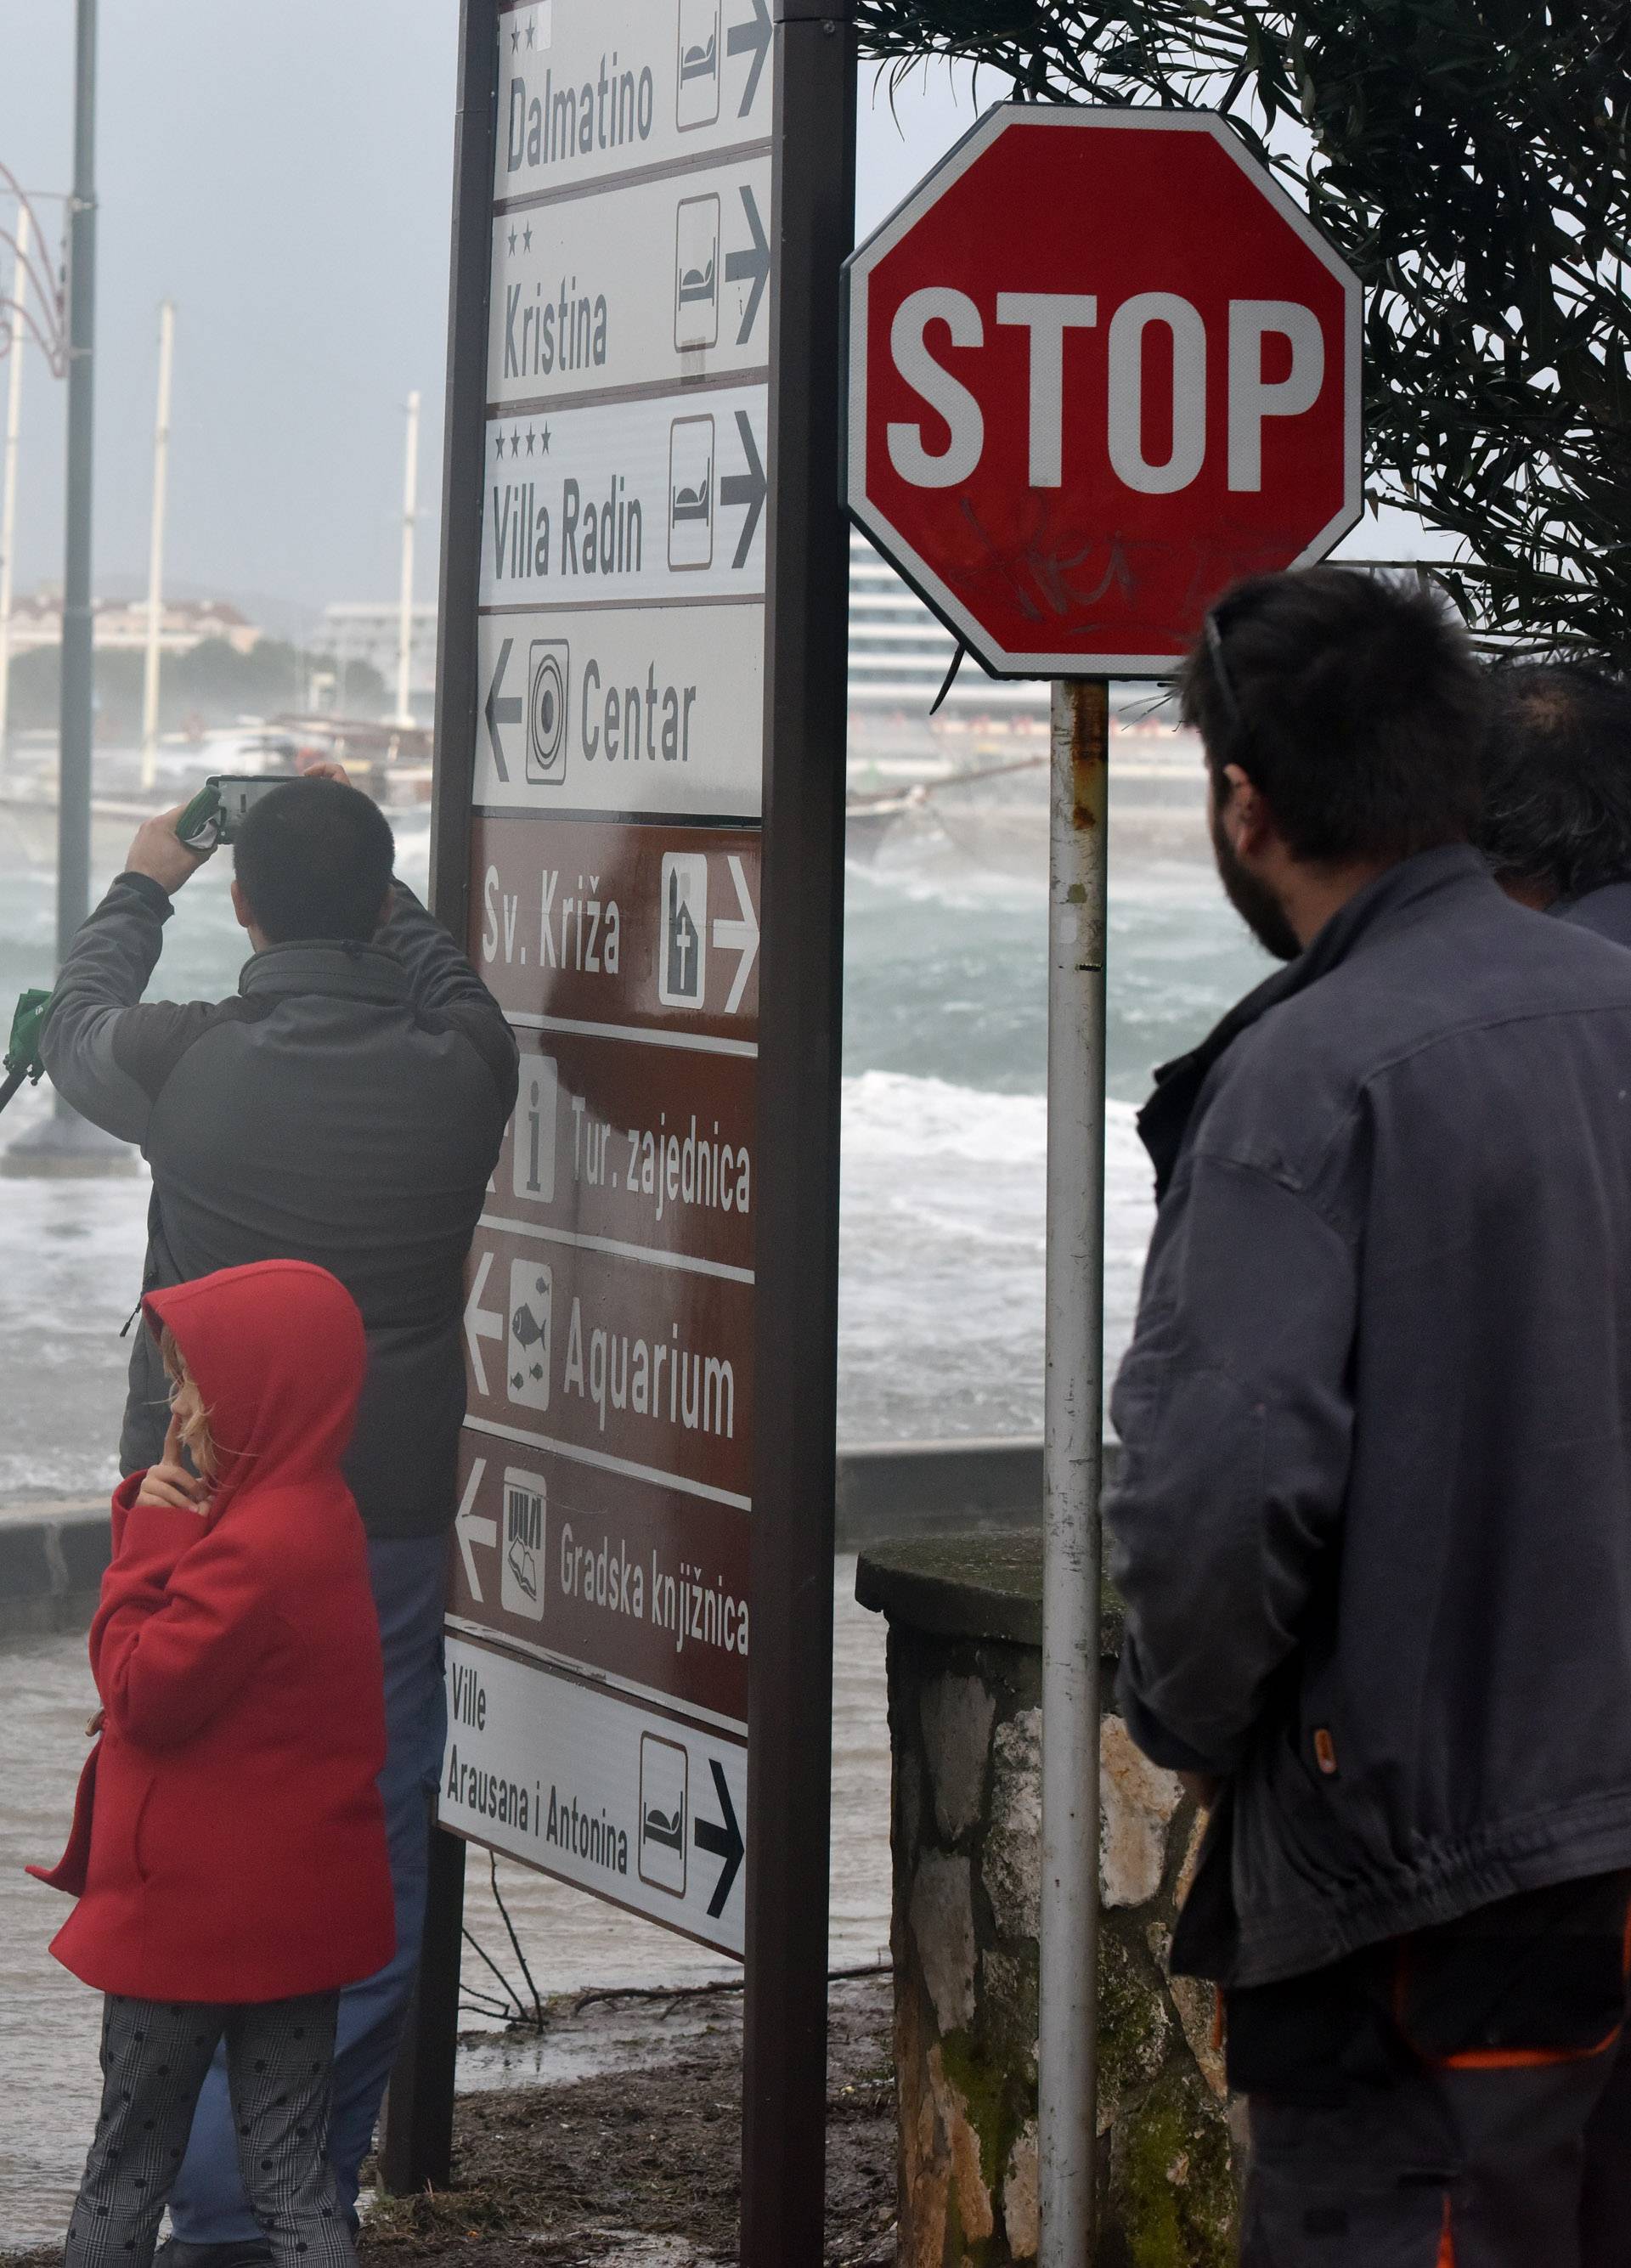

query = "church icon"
658;854;708;1008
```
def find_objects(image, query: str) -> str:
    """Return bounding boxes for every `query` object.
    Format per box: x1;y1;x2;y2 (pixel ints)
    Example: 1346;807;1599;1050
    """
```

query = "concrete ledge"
0;1436;1112;1641
836;1436;1043;1545
834;1435;1122;1548
0;1498;110;1639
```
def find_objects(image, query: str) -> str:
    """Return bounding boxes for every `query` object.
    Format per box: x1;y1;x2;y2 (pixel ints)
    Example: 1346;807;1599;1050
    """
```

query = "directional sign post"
844;105;1361;2265
388;5;857;2261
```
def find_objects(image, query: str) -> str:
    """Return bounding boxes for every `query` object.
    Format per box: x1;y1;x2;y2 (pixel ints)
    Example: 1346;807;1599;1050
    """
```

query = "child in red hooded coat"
31;1261;395;2268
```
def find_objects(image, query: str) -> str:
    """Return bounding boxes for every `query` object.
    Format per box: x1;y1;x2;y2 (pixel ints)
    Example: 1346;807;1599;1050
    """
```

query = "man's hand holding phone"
125;804;214;899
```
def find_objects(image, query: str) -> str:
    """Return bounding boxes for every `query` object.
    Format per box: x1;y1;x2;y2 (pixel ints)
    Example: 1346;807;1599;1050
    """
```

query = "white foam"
838;1071;1154;1443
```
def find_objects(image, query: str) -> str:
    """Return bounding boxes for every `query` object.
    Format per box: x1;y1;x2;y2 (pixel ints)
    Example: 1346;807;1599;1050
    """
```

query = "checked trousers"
68;1992;355;2268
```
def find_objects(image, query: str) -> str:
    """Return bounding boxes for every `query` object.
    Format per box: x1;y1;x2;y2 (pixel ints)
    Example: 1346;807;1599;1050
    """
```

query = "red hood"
144;1261;365;1515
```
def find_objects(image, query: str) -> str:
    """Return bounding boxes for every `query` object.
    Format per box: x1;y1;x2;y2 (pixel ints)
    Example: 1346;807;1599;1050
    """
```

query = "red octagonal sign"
844;107;1363;678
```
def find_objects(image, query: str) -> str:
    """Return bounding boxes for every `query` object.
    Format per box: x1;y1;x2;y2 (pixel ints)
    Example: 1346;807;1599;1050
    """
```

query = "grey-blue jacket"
1108;845;1631;1986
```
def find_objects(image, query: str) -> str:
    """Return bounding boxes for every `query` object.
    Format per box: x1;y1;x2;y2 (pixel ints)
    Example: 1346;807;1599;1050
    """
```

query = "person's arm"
41;807;213;1144
381;880;519;1112
91;1483;275;1752
1105;1149;1357;1779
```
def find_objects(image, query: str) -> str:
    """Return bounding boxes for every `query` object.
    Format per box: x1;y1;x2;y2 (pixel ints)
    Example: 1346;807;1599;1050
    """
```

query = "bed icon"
674;194;721;352
639;1731;688;1896
676;1;721;130
668;414;715;570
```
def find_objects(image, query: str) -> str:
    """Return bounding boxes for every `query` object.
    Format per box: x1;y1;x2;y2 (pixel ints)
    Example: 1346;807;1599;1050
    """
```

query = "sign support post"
379;0;494;2192
1039;675;1108;2261
392;2;855;2254
742;8;856;2262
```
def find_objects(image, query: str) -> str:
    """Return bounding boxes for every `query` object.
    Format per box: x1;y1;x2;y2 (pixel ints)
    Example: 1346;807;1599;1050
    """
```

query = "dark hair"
1182;567;1487;865
1473;661;1631;900
233;779;395;944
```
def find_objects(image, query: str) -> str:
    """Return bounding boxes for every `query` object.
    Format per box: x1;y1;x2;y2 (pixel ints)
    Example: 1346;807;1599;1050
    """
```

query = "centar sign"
844;106;1363;677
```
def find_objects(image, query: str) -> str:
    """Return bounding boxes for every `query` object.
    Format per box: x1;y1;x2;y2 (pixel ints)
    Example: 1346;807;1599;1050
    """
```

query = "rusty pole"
1040;673;1109;2262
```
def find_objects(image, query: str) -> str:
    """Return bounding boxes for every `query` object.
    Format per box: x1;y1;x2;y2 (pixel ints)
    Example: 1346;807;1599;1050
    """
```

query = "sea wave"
837;1070;1154;1443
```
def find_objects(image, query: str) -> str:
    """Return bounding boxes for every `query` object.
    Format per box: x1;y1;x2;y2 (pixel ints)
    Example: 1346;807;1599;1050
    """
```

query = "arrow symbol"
464;1249;505;1397
719;409;765;571
725;0;770;117
454;1458;497;1604
693;1758;744;1918
724;183;769;346
485;636;522;782
711;854;759;1014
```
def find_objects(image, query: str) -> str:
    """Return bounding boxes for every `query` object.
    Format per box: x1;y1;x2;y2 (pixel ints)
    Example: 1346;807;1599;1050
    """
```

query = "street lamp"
4;0;131;1173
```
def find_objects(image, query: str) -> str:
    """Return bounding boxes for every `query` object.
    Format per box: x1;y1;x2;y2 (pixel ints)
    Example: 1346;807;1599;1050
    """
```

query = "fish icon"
505;1261;552;1412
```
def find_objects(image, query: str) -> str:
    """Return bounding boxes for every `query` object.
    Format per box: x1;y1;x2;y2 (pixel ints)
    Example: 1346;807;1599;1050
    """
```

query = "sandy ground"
0;1974;896;2268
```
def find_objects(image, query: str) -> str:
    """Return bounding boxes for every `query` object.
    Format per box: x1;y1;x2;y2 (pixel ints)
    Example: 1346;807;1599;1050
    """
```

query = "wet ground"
364;1973;895;2268
0;1973;896;2268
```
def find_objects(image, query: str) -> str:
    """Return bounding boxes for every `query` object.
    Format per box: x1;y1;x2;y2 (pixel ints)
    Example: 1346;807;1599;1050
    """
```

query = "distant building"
847;532;1043;719
8;588;261;656
317;554;1041;729
320;601;437;704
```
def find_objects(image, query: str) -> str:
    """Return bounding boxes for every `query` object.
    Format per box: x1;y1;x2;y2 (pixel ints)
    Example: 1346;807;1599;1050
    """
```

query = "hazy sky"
0;8;1002;629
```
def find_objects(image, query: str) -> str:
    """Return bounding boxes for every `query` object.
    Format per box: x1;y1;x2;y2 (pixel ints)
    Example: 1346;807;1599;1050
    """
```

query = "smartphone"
176;773;302;854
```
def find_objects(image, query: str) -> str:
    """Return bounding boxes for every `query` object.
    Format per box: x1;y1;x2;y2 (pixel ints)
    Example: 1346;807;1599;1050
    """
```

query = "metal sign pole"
741;8;856;2262
379;0;495;2189
1039;674;1108;2263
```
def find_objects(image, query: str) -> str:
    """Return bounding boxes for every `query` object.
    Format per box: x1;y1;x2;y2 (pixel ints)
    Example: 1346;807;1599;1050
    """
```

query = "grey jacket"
1108;846;1631;1986
1560;877;1631;951
44;872;518;1538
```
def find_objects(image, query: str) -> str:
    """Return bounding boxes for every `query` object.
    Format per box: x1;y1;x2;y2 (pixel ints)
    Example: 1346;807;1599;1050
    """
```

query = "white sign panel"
477;603;765;818
443;1633;748;1954
495;0;773;203
488;155;772;408
481;385;768;606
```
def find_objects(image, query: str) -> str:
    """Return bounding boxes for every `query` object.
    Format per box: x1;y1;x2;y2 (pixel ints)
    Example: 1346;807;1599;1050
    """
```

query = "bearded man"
1107;568;1631;2265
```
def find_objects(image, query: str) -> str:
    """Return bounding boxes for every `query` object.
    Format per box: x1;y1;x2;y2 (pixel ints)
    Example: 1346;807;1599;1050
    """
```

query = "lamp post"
0;204;30;767
4;0;130;1172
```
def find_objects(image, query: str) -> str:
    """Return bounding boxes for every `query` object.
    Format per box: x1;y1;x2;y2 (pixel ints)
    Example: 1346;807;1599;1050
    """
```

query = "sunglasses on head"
1203;609;1246;741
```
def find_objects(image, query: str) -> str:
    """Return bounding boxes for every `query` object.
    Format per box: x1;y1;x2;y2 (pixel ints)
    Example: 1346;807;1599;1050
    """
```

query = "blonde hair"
160;1324;218;1478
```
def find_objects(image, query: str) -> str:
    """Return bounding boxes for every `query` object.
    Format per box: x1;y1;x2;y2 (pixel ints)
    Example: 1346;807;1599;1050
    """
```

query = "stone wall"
857;1537;1239;2268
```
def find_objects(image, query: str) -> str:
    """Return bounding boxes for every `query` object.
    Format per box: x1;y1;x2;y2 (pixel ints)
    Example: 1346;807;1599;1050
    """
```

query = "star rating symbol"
539;424;551;454
494;430;507;462
522;222;533;252
526;14;538;48
507;226;516;256
510;23;519;49
510;428;522;459
525;427;536;456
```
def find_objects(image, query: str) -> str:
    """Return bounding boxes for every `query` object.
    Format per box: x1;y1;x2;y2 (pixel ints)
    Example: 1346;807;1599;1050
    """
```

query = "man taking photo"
44;771;518;2268
1108;569;1631;2263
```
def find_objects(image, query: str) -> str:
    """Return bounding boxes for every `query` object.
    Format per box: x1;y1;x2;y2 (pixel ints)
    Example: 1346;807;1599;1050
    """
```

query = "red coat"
31;1261;396;2003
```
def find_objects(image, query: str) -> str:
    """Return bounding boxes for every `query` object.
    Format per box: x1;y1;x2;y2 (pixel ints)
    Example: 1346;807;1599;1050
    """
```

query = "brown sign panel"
495;1028;757;1278
449;1432;751;1726
469;813;761;1040
464;1218;753;1504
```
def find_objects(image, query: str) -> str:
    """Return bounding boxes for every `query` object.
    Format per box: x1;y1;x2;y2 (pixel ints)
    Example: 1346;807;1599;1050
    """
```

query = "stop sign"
844;107;1363;678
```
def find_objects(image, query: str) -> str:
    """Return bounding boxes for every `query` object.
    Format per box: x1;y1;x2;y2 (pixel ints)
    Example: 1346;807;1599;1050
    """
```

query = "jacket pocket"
130;1776;158;1885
